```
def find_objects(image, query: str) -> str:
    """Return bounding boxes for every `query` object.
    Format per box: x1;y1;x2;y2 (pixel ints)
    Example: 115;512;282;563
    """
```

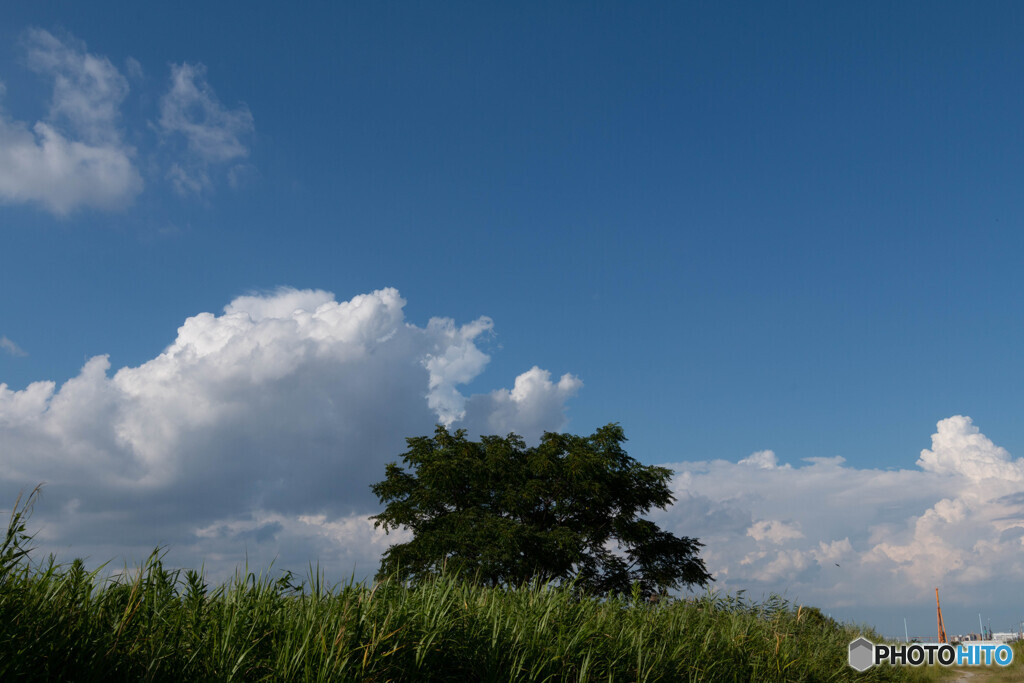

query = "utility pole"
935;588;947;644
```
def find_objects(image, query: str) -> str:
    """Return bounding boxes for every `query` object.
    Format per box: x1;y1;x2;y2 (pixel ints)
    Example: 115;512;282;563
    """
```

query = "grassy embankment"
0;490;985;681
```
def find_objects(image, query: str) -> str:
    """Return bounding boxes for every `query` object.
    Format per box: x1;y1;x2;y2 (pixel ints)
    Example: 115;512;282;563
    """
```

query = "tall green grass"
0;489;940;681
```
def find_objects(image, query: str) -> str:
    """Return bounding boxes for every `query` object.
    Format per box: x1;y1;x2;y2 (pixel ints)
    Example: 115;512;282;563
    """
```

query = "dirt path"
948;668;1003;681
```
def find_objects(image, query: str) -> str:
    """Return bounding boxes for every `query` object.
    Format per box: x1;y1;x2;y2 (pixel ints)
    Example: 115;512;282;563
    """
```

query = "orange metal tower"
935;588;947;643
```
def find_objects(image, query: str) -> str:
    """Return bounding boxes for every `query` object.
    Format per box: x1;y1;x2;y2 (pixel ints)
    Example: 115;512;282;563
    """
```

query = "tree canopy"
370;423;712;596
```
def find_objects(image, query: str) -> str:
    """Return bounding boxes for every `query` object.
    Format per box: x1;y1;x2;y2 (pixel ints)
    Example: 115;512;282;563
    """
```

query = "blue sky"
2;2;1024;636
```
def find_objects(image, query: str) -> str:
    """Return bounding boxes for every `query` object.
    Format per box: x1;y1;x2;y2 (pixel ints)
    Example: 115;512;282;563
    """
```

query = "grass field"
1;489;1013;681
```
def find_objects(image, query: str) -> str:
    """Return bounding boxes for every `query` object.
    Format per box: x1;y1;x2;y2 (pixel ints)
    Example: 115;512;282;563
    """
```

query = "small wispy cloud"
158;63;254;195
0;335;27;357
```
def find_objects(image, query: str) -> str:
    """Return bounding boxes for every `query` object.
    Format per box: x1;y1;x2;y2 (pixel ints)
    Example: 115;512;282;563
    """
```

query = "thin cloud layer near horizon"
3;2;1024;636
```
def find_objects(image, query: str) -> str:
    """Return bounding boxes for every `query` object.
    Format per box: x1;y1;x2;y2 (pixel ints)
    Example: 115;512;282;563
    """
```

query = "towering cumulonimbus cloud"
0;287;580;579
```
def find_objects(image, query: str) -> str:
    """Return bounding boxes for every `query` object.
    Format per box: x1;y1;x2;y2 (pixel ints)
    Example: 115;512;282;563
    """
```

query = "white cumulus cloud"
0;30;142;214
916;414;1022;481
738;449;790;470
461;366;582;439
0;287;577;580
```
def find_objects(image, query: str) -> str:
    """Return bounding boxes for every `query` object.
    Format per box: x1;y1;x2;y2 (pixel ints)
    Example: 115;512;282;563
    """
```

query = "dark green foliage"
1;485;40;586
371;423;713;596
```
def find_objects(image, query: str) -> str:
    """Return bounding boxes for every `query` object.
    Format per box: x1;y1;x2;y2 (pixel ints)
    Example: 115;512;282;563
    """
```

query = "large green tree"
370;423;712;596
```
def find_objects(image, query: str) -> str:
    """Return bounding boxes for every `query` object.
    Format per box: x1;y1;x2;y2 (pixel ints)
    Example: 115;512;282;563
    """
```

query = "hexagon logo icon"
848;637;874;672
